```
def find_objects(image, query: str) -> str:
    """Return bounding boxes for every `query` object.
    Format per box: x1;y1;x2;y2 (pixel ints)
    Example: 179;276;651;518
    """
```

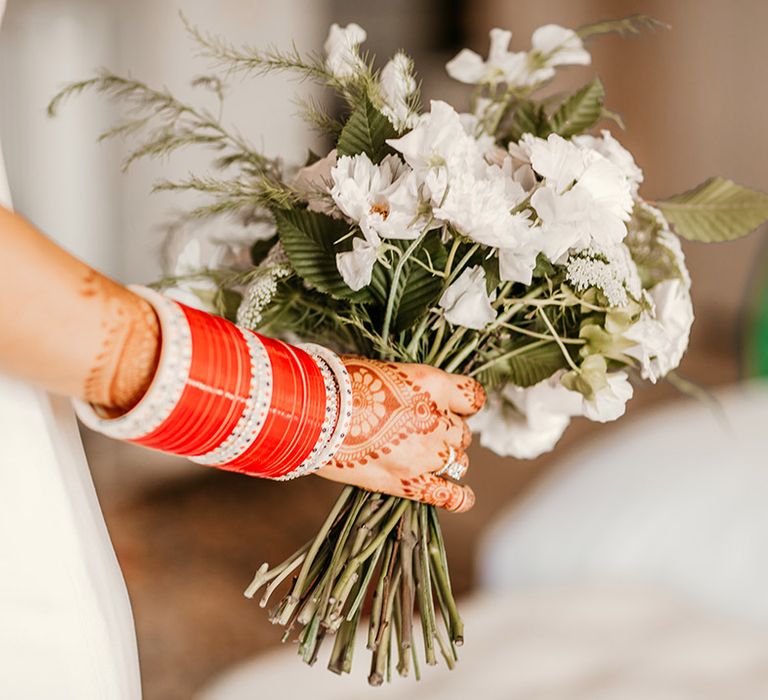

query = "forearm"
0;206;159;410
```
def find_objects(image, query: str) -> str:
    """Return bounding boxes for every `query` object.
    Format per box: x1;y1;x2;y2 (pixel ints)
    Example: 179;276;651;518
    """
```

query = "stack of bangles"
74;286;352;481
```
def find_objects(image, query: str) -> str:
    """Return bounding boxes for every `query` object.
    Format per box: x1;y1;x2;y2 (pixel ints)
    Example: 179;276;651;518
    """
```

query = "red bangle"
73;286;342;480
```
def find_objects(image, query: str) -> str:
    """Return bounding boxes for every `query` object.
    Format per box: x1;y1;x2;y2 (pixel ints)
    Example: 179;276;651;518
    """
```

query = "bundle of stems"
244;488;462;685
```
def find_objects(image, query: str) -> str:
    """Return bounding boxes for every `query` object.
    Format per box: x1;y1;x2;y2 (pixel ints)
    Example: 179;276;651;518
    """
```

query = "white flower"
498;240;542;285
324;23;367;79
565;243;642;307
624;279;694;382
446;28;527;87
330;153;425;241
164;239;219;312
532;157;633;260
582;371;633;422
293;149;337;215
524;132;589;192
432;161;531;249
438;266;496;329
469;373;581;459
236;245;293;330
380;52;417;131
336;237;378;291
388;100;484;188
526;24;591;84
574;130;643;195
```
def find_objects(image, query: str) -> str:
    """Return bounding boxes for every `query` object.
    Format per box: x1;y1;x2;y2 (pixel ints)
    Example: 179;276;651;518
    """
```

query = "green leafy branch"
577;14;669;40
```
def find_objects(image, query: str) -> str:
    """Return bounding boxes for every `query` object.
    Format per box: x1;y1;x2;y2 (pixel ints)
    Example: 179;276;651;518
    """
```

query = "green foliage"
369;232;447;332
275;209;371;302
477;340;568;389
550;78;605;138
577;15;669;40
657;177;768;242
336;95;398;163
505;100;551;141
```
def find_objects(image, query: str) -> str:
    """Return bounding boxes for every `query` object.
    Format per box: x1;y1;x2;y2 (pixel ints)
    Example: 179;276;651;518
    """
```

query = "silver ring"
436;447;467;481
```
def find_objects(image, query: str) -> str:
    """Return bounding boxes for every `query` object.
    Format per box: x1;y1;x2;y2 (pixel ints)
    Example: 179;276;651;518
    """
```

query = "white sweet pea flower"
582;371;633;422
438;266;496;329
624;279;694;382
446;28;527;87
380;52;417;131
525;24;591;84
164;239;219;313
469;373;582;459
324;23;367;79
330;153;425;241
336;237;378;291
574;130;644;195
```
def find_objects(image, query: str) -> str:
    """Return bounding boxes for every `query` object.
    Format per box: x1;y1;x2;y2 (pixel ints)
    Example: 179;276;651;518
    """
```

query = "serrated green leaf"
336;95;397;163
477;341;567;389
369;231;447;332
505;100;552;141
550;78;605;138
657;177;768;242
275;209;370;301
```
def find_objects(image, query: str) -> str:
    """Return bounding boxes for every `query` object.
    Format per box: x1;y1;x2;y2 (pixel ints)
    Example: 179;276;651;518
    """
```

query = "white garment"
0;1;141;696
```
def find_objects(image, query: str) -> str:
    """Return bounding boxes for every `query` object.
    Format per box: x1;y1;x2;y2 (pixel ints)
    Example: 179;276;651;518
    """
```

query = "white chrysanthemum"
566;243;642;307
324;23;367;79
380;52;417;131
236;244;293;330
623;278;694;382
446;28;527;87
330;153;425;242
438;266;496;329
574;130;643;195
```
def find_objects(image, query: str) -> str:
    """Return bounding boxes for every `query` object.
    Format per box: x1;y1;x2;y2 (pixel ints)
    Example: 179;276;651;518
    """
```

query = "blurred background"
2;0;768;698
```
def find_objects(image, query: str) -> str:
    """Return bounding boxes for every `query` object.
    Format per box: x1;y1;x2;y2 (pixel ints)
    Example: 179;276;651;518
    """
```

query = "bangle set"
73;286;349;480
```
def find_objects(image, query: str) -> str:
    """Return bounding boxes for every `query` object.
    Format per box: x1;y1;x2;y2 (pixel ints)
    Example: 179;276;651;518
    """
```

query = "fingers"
442;372;486;417
399;473;475;513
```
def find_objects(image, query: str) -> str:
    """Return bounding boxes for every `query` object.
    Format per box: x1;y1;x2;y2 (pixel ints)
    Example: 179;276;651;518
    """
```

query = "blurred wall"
0;0;328;282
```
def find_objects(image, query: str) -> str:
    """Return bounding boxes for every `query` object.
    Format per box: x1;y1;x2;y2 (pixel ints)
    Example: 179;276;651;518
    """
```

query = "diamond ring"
436;447;467;481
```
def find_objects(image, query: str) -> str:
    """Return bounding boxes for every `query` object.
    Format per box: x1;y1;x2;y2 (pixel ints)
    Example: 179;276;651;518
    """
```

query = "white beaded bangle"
73;285;192;441
294;343;352;474
272;351;339;481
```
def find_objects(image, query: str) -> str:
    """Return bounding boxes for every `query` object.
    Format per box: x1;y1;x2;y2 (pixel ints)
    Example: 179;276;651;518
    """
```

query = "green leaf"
369;231;447;332
505;100;551;141
577;14;668;40
657;177;768;242
275;209;370;301
336;95;397;163
550;78;605;138
478;341;567;389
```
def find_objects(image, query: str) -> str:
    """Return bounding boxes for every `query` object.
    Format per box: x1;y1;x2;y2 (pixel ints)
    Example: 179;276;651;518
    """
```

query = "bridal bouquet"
51;14;768;685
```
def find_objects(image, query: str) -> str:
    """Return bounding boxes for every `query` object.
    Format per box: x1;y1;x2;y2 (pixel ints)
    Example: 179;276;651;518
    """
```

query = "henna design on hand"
456;377;486;414
330;360;447;469
400;474;475;513
80;271;160;411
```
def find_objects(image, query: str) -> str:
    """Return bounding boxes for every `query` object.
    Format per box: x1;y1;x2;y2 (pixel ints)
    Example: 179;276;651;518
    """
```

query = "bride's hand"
316;358;485;512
